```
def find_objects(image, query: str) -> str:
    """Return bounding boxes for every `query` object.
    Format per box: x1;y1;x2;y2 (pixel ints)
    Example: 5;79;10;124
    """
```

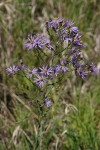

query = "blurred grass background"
0;0;100;149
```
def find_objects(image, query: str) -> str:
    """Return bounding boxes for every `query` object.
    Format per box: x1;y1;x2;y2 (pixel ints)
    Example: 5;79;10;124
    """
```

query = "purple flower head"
24;34;35;50
72;51;80;61
51;66;60;76
32;68;38;75
44;97;52;107
39;65;53;76
56;28;68;41
75;33;82;39
45;100;52;107
80;71;87;79
71;51;81;68
28;101;34;106
25;68;32;78
24;34;53;50
58;61;68;72
56;28;73;41
89;63;97;74
46;17;63;30
17;65;25;71
71;51;82;69
34;75;47;87
6;65;20;75
70;27;79;38
63;20;69;28
70;27;79;33
19;59;23;64
74;40;83;47
77;66;87;79
73;33;84;47
63;20;74;28
35;34;49;49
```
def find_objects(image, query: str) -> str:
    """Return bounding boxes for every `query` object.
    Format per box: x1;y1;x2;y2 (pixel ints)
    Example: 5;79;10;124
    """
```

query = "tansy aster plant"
6;17;97;108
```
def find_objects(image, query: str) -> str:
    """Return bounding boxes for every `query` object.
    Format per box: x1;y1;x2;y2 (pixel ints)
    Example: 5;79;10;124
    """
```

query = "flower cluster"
6;17;97;108
46;17;84;47
25;62;68;88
